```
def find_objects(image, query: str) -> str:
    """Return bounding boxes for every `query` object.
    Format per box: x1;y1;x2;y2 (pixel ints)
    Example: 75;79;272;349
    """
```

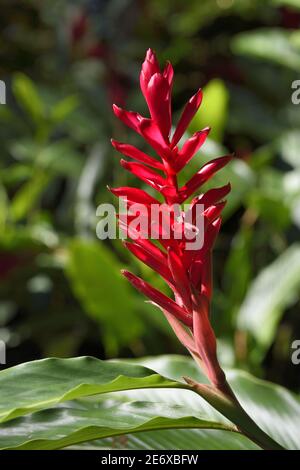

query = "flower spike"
111;49;232;395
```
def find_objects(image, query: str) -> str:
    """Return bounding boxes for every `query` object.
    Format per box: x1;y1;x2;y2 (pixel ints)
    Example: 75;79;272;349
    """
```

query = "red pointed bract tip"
121;270;192;327
111;139;164;170
171;88;203;148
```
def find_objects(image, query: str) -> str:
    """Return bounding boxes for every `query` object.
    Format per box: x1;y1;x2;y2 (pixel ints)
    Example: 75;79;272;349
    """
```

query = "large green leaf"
79;428;257;450
0;355;298;449
0;355;255;450
66;240;143;354
237;244;300;355
24;354;298;450
0;356;184;424
0;400;237;450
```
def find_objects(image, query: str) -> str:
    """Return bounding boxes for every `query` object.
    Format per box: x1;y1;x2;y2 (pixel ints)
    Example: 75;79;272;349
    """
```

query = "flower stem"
184;376;285;450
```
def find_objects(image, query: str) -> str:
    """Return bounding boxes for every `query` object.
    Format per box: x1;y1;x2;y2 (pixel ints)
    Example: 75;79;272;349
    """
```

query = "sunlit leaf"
189;79;229;142
0;356;182;424
13;73;45;123
0;400;236;450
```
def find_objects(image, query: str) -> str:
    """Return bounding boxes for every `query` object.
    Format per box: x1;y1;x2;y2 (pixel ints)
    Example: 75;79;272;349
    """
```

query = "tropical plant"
0;49;299;450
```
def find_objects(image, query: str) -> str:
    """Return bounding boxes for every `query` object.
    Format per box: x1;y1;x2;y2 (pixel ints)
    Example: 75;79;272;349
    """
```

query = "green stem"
184;376;285;450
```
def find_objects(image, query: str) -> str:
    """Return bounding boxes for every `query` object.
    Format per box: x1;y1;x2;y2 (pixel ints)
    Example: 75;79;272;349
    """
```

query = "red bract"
110;49;233;394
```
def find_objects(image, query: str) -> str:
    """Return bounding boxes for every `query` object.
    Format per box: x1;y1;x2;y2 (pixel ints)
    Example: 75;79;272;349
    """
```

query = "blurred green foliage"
0;0;300;391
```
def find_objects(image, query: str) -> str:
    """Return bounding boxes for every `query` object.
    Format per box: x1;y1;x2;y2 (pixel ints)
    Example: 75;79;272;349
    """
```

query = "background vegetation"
1;0;300;392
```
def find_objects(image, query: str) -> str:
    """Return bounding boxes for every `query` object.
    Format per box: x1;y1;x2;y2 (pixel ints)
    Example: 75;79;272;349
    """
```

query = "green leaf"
229;370;300;450
9;139;38;162
0;355;298;450
189;79;229;142
0;356;257;451
13;73;45;123
183;377;283;450
81;428;257;450
10;171;49;221
66;240;143;354
0;164;33;186
130;355;300;450
50;95;78;124
232;29;300;72
0;356;184;424
0;400;236;450
237;244;300;354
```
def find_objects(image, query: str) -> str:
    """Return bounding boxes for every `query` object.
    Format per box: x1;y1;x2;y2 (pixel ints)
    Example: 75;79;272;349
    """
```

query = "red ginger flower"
110;49;233;396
